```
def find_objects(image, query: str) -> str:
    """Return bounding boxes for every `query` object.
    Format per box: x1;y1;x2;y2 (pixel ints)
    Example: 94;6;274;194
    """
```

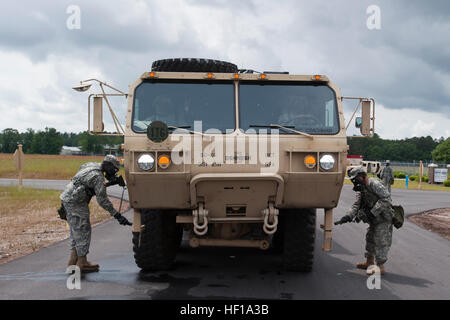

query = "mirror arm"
344;99;361;130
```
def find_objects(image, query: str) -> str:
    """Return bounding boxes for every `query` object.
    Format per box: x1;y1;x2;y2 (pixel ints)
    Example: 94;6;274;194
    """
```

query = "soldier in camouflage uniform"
379;160;394;194
335;167;394;275
60;155;131;273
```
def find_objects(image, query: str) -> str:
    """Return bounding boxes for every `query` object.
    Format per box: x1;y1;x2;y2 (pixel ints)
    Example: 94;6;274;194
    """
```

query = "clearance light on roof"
149;72;156;78
234;73;239;79
313;75;321;80
260;73;267;80
205;72;214;79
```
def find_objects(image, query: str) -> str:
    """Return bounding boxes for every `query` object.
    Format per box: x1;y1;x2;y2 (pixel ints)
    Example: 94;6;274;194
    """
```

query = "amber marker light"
207;73;213;78
314;75;321;80
234;73;239;79
260;73;267;80
158;155;171;169
149;72;156;78
304;155;317;169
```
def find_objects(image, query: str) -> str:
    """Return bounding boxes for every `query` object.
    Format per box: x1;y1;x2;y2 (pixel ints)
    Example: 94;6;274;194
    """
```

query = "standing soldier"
335;167;394;275
379;160;394;194
60;155;131;273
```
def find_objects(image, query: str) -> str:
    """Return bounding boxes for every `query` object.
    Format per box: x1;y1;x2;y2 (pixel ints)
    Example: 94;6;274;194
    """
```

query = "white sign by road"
434;168;448;183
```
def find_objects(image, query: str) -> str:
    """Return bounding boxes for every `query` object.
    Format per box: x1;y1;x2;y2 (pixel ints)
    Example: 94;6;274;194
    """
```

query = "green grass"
0;185;118;222
0;186;61;217
0;154;123;180
344;177;450;191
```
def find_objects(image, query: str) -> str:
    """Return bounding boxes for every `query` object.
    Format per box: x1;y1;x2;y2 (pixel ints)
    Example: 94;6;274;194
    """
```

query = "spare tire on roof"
151;58;238;73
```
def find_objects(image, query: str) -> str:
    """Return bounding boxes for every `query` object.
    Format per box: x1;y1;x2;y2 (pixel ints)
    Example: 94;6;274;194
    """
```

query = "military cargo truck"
75;58;375;271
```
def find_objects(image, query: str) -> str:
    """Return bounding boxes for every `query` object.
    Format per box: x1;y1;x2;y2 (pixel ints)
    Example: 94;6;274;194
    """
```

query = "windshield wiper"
249;124;314;139
168;125;205;136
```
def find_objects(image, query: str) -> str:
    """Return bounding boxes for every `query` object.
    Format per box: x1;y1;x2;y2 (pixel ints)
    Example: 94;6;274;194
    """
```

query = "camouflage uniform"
347;178;394;265
380;165;394;194
60;162;119;256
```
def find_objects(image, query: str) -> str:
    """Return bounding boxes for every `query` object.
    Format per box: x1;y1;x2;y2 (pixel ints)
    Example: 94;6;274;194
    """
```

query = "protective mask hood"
351;177;364;192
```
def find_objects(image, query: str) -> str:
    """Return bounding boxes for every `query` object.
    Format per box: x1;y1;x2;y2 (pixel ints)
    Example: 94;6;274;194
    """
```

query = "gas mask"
103;162;119;181
350;175;365;192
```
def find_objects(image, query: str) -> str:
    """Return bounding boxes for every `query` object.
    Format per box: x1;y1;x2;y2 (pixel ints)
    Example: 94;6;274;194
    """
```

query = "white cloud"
345;104;450;139
0;50;126;133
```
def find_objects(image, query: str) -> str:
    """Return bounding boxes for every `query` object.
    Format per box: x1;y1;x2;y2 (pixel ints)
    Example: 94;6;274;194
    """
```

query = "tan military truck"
74;58;375;272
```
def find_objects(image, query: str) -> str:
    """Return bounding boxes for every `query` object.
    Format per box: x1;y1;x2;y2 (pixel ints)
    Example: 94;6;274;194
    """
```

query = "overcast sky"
1;0;449;139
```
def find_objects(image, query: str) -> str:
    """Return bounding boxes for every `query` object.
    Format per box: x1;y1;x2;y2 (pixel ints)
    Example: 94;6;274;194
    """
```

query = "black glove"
114;212;132;226
105;175;126;188
57;203;67;221
334;215;352;225
364;207;375;222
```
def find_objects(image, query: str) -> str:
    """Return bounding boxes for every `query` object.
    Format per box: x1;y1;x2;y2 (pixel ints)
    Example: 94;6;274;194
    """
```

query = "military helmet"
103;154;120;170
347;166;366;180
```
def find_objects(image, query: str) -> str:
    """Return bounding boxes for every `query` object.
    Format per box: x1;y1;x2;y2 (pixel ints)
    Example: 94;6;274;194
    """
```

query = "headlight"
137;154;155;171
319;154;335;171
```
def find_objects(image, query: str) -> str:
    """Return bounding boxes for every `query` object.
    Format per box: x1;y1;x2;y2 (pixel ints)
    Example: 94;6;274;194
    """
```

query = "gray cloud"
0;0;449;137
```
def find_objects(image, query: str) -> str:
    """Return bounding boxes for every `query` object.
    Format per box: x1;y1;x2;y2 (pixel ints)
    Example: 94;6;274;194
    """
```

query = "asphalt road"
0;179;449;300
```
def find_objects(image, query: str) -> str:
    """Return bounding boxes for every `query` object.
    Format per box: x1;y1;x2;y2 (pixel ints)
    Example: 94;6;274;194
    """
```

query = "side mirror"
343;96;375;138
93;96;104;133
360;100;371;136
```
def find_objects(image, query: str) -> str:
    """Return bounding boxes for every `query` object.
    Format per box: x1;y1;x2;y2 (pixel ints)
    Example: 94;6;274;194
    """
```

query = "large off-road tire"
282;209;316;272
132;210;182;271
151;58;238;73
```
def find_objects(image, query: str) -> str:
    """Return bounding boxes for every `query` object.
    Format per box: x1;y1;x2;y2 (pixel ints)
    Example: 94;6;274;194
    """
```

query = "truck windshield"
132;80;235;133
239;82;339;134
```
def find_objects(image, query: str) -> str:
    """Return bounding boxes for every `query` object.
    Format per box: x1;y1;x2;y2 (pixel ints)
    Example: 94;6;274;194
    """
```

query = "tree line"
0;128;123;155
0;128;448;163
348;134;449;163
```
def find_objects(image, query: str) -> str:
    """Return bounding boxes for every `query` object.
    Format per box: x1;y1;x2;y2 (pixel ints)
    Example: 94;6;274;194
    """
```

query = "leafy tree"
432;138;450;163
348;134;441;161
61;132;80;147
78;132;104;154
30;128;64;154
21;128;35;153
0;128;21;153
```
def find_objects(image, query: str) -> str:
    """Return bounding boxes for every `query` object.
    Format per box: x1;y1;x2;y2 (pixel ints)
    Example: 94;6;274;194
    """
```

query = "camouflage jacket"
348;178;394;223
60;162;118;216
380;166;394;185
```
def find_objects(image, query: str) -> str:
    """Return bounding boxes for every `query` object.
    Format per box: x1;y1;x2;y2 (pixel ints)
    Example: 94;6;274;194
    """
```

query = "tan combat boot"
367;264;385;275
67;249;78;266
356;256;375;270
76;256;99;273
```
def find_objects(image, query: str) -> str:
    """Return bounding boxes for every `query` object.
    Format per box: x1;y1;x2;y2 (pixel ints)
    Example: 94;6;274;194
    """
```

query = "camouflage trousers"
365;220;393;264
382;181;392;194
63;200;91;257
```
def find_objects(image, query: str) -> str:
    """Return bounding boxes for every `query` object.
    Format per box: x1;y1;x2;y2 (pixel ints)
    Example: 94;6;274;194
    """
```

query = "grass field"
0;186;128;264
344;176;450;191
0;154;123;180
